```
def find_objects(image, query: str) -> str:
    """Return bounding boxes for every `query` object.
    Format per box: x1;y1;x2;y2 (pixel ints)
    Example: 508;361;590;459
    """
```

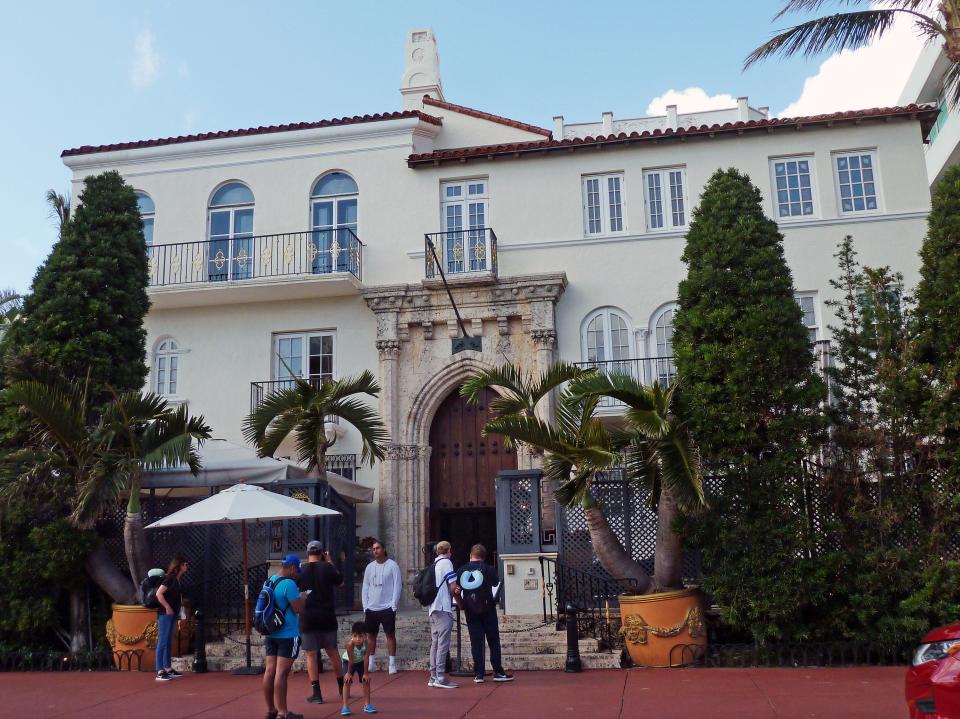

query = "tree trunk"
69;583;90;652
85;546;136;604
123;512;151;598
583;504;652;594
942;2;960;65
652;488;683;591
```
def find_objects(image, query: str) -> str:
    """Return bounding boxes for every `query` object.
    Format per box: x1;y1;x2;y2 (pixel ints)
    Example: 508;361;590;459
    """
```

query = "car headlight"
913;640;960;666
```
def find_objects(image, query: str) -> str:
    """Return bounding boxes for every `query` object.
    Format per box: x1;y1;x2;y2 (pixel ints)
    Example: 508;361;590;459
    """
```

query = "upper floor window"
582;173;624;235
135;191;155;246
311;172;358;274
795;293;819;345
771;157;815;219
582;307;631;363
440;179;489;273
833;151;879;214
208;182;255;281
644;167;687;231
154;338;181;397
273;331;335;387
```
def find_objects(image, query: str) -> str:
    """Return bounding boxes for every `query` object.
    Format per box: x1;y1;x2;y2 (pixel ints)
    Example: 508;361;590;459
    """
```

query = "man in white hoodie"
361;539;402;674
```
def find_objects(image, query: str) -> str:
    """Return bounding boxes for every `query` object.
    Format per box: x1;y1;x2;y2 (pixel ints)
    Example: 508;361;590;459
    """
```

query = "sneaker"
264;713;278;719
367;660;377;672
473;676;484;684
282;714;304;719
155;671;171;682
493;672;514;682
427;677;437;688
363;706;378;714
306;693;324;704
388;661;398;675
166;669;183;678
433;677;459;689
340;708;352;717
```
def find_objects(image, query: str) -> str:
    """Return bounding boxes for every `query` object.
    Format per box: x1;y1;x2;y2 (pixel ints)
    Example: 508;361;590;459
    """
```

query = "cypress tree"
11;171;149;406
673;168;826;641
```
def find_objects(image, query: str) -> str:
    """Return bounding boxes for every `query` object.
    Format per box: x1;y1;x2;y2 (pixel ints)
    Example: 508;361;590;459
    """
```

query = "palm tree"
243;369;389;479
0;289;21;326
45;189;70;239
1;374;212;603
746;2;960;102
465;363;703;594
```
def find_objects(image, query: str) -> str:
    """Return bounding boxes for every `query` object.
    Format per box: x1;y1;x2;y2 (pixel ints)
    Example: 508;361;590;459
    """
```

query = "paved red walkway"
1;667;908;719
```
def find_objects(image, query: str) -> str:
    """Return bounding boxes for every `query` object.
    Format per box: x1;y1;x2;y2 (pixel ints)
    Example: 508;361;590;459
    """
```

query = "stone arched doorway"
428;386;517;567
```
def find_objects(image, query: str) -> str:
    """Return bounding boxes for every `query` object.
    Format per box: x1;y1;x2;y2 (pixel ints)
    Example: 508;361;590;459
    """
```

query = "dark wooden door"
429;387;516;564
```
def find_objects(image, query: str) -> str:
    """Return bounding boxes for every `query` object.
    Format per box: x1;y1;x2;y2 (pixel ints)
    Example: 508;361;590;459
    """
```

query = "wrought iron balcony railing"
147;228;362;287
250;377;341;410
424;227;497;279
575;357;677;407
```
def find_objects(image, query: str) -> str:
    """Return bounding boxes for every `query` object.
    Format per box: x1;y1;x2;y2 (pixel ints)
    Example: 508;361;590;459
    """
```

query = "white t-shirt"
428;556;457;615
362;558;402;612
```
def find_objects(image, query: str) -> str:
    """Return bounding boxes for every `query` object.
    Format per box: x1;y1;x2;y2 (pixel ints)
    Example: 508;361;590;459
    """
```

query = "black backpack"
458;566;492;615
140;574;163;609
413;563;440;607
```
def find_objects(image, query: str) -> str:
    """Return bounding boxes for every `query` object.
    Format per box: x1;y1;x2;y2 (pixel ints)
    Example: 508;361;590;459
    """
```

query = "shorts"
301;630;338;652
364;608;396;636
264;636;301;659
342;661;365;680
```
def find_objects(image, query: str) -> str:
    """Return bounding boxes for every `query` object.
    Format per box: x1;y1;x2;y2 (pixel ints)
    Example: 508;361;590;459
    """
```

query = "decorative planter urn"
618;588;706;667
107;604;159;672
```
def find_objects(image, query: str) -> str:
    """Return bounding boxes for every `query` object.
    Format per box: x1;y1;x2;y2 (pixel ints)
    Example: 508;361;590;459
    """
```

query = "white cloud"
778;13;926;118
646;88;739;116
131;29;161;88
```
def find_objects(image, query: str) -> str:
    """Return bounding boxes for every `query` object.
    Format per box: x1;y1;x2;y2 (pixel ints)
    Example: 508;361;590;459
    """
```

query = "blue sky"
0;1;924;293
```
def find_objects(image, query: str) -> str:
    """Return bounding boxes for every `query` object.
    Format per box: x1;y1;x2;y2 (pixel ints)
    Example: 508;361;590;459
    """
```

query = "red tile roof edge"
408;104;938;167
61;111;443;158
422;96;553;138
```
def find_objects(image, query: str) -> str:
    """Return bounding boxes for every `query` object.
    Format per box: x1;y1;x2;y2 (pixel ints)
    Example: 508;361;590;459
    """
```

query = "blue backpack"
253;577;290;636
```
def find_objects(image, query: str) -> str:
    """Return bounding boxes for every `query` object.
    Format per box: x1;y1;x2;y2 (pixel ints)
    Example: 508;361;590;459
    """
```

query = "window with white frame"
208;181;255;282
273;332;335;388
582;173;625;235
770;157;815;219
440;179;489;273
649;304;678;386
582;308;632;364
311;172;358;274
833;151;879;213
794;293;819;345
154;339;181;397
643;168;687;231
135;191;155;246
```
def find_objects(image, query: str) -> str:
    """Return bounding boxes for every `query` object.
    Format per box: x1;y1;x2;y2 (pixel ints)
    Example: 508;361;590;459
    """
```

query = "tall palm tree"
467;363;703;593
1;375;212;603
243;369;388;478
45;189;71;239
746;2;960;103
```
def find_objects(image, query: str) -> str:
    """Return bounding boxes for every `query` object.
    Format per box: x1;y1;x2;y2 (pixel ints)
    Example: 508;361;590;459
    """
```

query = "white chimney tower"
400;28;444;111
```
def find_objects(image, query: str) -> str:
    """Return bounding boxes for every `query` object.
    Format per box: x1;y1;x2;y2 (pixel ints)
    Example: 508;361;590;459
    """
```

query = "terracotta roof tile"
408;104;937;167
422;96;552;137
62;111;443;158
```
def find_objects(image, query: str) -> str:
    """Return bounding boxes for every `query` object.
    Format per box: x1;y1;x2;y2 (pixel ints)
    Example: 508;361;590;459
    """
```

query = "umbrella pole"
232;519;262;675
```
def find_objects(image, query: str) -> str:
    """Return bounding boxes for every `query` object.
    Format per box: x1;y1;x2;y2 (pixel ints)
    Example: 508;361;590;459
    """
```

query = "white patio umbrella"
145;482;340;672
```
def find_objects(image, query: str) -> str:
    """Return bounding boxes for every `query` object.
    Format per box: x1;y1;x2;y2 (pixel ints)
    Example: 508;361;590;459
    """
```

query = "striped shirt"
429;557;457;615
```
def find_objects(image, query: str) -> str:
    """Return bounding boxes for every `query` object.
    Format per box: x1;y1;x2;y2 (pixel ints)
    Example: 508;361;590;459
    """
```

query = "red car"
906;622;960;718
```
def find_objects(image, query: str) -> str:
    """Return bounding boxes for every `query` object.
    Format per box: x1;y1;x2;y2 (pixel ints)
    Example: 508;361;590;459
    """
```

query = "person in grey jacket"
361;539;402;673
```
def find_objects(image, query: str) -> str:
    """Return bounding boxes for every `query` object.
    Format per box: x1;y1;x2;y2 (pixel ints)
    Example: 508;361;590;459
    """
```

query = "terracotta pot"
106;604;159;672
618;588;707;667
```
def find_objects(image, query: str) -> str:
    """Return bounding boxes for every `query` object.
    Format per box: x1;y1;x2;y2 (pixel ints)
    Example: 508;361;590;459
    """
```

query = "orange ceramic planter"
618;588;706;667
107;604;159;672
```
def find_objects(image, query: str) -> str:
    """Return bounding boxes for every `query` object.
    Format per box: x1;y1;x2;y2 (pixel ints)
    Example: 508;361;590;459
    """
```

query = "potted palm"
462;364;706;667
2;373;212;669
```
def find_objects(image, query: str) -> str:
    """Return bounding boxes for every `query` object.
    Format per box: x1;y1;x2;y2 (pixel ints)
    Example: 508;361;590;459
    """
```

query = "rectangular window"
582;173;625;235
273;332;336;388
771;157;815;219
794;293;819;345
643;168;687;231
440;179;489;273
834;150;879;213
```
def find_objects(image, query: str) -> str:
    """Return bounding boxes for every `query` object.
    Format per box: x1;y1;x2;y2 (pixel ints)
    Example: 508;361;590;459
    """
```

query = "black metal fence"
574;357;676;402
147;228;362;287
424;228;498;279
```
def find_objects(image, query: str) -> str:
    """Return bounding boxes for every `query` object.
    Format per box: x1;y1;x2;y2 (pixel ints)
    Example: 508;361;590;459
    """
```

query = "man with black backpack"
260;554;309;719
457;544;514;684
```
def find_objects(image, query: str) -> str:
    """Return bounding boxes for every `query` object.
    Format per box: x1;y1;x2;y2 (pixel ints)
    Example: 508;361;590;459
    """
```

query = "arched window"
135;191;155;246
649;304;678;386
154;338;181;397
310;172;358;274
582;308;632;365
208;182;254;282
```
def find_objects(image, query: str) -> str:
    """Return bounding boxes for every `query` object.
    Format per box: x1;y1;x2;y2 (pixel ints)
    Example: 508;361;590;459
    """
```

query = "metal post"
192;609;208;673
565;603;583;673
450;606;473;677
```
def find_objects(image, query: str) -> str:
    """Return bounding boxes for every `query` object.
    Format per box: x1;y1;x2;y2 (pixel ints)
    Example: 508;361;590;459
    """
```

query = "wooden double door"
428;387;516;568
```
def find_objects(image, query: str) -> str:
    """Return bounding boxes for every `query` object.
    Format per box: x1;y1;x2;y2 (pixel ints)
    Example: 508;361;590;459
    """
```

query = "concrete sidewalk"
1;667;909;719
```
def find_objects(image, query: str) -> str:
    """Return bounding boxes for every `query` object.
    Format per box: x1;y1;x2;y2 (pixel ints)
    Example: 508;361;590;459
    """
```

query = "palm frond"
321;370;381;404
323;397;389;466
72;456;128;528
140;403;211;473
483;414;570;455
654;429;706;514
529;361;589;405
3;378;88;456
460;364;529;408
242;386;305;448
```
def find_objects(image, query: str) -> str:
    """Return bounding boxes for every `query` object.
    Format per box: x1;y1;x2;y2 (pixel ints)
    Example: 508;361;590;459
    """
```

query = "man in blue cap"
263;554;309;719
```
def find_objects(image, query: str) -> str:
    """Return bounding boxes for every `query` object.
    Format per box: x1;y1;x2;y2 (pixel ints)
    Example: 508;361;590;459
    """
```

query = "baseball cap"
306;540;323;554
281;553;302;569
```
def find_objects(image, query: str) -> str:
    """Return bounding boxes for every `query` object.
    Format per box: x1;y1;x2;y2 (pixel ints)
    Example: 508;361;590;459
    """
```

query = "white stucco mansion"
62;29;936;584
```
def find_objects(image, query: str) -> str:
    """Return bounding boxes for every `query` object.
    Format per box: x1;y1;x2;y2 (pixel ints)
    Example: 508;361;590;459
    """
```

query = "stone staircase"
173;612;621;673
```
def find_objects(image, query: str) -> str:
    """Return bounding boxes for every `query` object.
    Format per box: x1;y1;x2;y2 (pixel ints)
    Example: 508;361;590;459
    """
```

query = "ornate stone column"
385;442;431;604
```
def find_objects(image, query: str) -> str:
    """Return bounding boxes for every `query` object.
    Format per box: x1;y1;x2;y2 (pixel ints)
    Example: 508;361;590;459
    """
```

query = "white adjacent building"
62;28;936;585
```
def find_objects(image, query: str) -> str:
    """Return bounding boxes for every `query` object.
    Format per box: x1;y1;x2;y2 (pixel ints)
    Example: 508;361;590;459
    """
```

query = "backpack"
458;566;492;615
140;575;163;609
253;577;290;636
413;562;440;607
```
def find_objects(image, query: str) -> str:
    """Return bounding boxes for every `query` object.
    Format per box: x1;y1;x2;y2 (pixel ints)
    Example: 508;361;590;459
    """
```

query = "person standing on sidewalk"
299;540;345;704
263;555;310;719
457;544;514;684
154;555;188;681
427;541;459;689
361;540;401;674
